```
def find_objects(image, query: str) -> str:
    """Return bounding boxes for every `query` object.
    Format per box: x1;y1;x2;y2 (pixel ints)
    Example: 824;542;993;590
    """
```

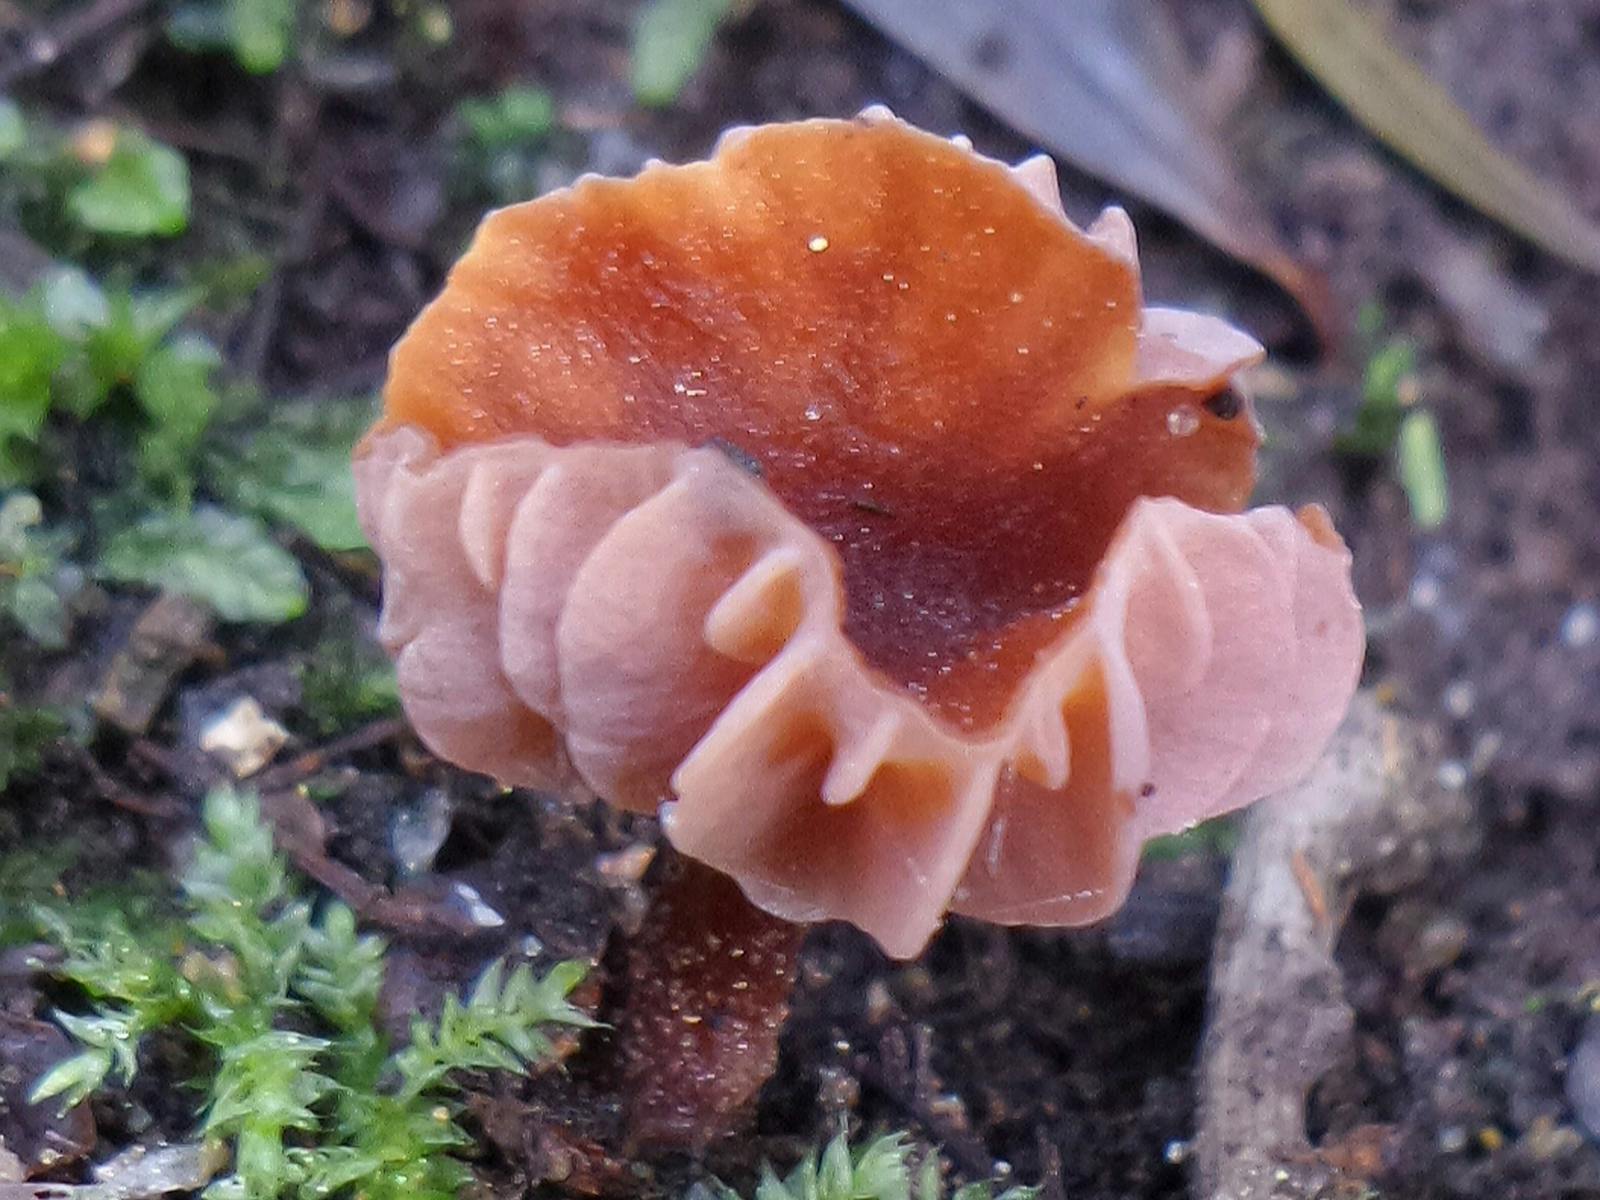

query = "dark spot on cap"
1203;387;1243;420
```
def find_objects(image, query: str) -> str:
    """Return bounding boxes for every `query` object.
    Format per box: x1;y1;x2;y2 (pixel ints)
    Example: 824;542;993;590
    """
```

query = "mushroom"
354;108;1362;1140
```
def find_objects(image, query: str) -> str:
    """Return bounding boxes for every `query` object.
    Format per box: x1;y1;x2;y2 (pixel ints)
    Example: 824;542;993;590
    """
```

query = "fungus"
355;108;1362;1133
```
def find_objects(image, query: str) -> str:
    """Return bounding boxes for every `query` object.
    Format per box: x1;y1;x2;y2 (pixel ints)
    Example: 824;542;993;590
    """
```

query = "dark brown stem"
608;852;804;1152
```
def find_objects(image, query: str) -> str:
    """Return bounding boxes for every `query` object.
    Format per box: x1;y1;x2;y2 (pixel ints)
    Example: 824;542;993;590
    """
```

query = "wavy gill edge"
355;426;1362;958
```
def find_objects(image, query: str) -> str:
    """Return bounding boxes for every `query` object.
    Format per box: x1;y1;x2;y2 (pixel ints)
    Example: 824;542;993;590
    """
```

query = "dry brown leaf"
1253;0;1600;275
839;0;1338;344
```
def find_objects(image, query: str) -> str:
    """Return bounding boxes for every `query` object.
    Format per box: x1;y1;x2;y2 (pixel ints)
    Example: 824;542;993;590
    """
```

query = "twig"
1032;1129;1067;1200
111;107;266;170
286;529;383;607
0;0;151;90
235;71;324;381
1192;692;1476;1200
855;1027;995;1180
258;783;488;939
236;183;324;380
250;716;407;792
67;740;182;819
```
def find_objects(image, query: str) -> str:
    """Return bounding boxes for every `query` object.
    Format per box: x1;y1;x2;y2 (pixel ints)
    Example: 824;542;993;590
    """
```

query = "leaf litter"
840;0;1338;343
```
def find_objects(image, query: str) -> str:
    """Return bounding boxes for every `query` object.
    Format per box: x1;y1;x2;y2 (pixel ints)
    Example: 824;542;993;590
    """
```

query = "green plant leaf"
40;267;110;336
735;1132;1037;1200
130;287;205;345
67;130;191;237
212;398;370;551
1251;0;1600;274
1142;815;1241;862
0;98;26;159
295;902;385;1033
135;333;222;499
230;0;296;73
818;1134;859;1199
30;1044;117;1111
394;956;593;1101
0;492;72;646
458;86;554;152
0;297;69;462
98;505;308;623
8;574;68;646
631;0;736;107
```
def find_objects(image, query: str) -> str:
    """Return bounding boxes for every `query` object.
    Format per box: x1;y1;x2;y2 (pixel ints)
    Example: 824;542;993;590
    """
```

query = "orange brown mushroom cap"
355;109;1364;958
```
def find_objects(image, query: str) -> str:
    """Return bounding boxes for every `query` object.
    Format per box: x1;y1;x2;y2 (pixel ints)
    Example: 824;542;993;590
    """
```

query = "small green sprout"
0;287;70;483
67;127;191;238
0;269;221;501
1337;336;1415;459
1338;310;1449;531
459;86;555;154
97;504;310;625
0;105;189;249
1397;410;1448;530
696;1130;1035;1200
0;267;335;628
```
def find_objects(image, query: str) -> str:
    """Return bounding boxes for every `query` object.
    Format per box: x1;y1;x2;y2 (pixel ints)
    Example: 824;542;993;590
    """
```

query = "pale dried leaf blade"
1252;0;1600;274
840;0;1336;341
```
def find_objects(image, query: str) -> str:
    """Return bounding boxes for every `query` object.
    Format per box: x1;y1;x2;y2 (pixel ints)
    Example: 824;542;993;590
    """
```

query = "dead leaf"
90;594;215;736
839;0;1337;344
1252;0;1600;275
198;695;289;778
0;1015;96;1181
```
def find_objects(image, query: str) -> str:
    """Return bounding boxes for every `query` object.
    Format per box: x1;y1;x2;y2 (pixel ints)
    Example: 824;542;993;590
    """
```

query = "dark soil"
4;1;1600;1198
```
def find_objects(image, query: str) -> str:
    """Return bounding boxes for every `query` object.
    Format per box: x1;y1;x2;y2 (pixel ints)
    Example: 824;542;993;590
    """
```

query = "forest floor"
2;2;1599;1198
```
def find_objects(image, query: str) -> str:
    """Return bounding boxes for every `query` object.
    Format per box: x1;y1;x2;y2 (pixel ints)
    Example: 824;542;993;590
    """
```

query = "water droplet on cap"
1166;406;1200;437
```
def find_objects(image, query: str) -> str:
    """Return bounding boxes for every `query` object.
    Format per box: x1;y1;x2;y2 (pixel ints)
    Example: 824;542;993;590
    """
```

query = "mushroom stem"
608;851;804;1151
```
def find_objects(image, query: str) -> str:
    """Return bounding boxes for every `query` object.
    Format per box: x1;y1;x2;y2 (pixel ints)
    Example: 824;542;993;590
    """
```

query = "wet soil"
3;1;1600;1197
